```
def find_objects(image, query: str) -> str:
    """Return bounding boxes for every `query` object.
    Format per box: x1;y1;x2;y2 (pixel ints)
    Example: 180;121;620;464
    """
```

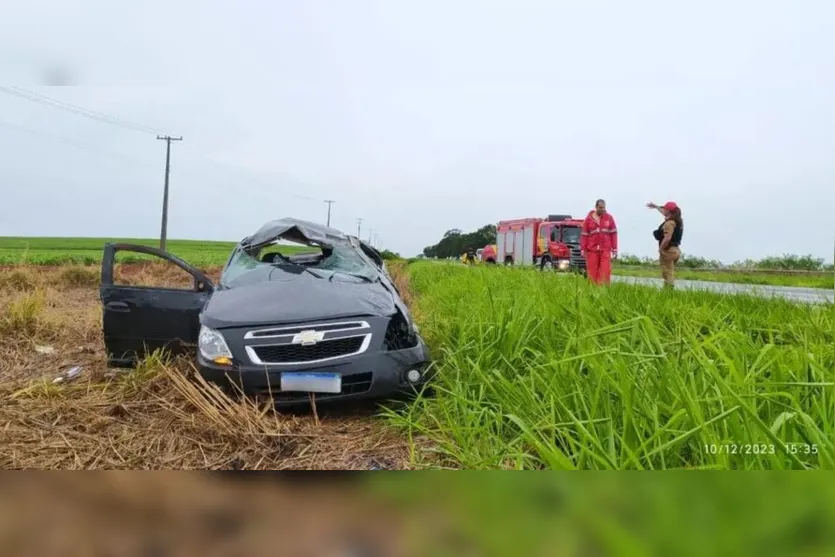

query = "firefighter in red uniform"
580;199;618;285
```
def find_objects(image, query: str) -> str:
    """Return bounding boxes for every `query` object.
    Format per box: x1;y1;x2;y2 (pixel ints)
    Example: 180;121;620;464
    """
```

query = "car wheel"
540;257;554;271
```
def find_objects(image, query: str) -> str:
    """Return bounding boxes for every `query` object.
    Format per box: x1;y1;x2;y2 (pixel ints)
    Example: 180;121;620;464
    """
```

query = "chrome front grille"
569;246;586;270
244;321;368;339
244;320;372;366
250;337;365;364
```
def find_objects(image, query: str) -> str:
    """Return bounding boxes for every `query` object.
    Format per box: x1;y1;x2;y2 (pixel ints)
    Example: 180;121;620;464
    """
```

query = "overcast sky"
1;0;833;262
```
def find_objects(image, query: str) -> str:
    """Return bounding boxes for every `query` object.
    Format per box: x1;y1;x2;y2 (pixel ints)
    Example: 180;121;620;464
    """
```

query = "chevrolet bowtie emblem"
292;329;325;346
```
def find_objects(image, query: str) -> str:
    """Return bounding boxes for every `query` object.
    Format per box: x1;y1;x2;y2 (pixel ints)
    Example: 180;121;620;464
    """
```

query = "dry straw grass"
0;264;410;470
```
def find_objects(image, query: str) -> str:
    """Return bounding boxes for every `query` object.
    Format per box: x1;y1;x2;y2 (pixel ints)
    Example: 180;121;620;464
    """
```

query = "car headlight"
198;325;233;364
558;259;570;270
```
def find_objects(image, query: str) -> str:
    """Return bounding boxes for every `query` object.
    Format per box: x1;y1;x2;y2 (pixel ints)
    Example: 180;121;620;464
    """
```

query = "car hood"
200;275;397;329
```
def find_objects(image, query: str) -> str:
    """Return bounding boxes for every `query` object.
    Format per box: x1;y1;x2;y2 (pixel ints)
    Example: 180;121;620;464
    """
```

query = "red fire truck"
494;214;586;272
480;244;497;264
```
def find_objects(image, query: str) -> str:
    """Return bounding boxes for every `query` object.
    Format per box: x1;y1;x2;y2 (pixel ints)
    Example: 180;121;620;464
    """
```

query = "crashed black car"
99;218;431;405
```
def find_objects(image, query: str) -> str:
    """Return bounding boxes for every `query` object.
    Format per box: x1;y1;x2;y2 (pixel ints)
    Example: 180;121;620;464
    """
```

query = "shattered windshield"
561;226;582;245
220;241;378;288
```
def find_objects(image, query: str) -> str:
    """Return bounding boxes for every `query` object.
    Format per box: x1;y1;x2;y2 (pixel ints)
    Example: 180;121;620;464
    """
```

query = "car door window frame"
101;243;214;293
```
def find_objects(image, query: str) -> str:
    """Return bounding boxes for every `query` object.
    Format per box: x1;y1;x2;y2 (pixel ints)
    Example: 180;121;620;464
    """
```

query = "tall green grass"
385;263;834;470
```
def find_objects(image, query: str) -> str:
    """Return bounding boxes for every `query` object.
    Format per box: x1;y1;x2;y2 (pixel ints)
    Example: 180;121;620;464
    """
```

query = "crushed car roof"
241;217;350;248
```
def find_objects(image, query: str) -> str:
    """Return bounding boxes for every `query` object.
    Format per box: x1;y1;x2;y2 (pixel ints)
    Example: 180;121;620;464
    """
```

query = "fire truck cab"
480;244;497;264
496;215;586;272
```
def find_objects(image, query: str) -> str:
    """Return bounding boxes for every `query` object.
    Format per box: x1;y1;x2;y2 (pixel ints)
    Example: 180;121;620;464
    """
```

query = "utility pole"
156;135;183;251
324;200;335;227
356;218;363;238
367;229;374;245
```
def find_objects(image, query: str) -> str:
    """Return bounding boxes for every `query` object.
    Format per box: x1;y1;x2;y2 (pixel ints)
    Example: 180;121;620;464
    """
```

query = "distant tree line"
421;224;834;271
378;249;401;261
422;225;497;259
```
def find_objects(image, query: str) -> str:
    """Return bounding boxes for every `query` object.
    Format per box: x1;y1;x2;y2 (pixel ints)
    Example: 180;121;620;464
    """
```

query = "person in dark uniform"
647;201;683;288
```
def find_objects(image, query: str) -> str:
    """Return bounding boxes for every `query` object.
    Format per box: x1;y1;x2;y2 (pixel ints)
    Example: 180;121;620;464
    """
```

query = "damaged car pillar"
99;218;432;406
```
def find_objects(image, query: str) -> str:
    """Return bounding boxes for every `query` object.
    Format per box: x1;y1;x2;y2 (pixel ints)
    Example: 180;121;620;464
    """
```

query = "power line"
0;90;372;237
177;145;327;203
0;86;167;135
0;120;327;226
0;118;157;169
0;118;329;211
0;87;338;204
1;87;329;201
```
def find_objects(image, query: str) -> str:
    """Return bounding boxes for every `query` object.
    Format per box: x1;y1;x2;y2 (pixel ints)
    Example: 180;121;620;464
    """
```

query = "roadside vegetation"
1;239;832;470
384;262;834;470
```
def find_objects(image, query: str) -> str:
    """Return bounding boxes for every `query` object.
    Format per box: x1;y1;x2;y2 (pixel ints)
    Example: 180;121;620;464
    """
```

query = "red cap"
663;201;678;211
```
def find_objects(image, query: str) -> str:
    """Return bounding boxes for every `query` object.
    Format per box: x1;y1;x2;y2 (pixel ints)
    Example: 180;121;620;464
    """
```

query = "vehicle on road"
99;218;432;406
480;244;497;264
495;214;586;273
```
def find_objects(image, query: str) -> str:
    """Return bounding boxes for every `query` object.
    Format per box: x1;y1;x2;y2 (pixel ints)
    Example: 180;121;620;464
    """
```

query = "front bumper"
196;342;432;406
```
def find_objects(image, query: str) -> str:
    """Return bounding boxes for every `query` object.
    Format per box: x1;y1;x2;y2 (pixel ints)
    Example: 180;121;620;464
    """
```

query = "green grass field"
0;237;312;267
0;237;236;266
384;262;834;469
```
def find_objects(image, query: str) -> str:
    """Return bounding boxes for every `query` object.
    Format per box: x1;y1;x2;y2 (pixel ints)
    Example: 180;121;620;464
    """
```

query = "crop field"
0;237;239;267
0;252;832;469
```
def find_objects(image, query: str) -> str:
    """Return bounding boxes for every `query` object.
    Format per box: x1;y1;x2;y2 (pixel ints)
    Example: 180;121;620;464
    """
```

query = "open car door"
100;243;214;367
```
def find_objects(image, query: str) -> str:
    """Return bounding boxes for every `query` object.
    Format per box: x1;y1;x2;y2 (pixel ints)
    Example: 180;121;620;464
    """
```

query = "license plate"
280;372;342;394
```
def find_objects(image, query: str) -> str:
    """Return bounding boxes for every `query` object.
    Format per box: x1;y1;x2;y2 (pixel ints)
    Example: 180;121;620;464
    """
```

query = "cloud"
1;0;833;261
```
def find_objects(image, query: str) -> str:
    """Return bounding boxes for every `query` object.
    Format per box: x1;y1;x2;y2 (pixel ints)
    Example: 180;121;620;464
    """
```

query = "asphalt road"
612;275;834;305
